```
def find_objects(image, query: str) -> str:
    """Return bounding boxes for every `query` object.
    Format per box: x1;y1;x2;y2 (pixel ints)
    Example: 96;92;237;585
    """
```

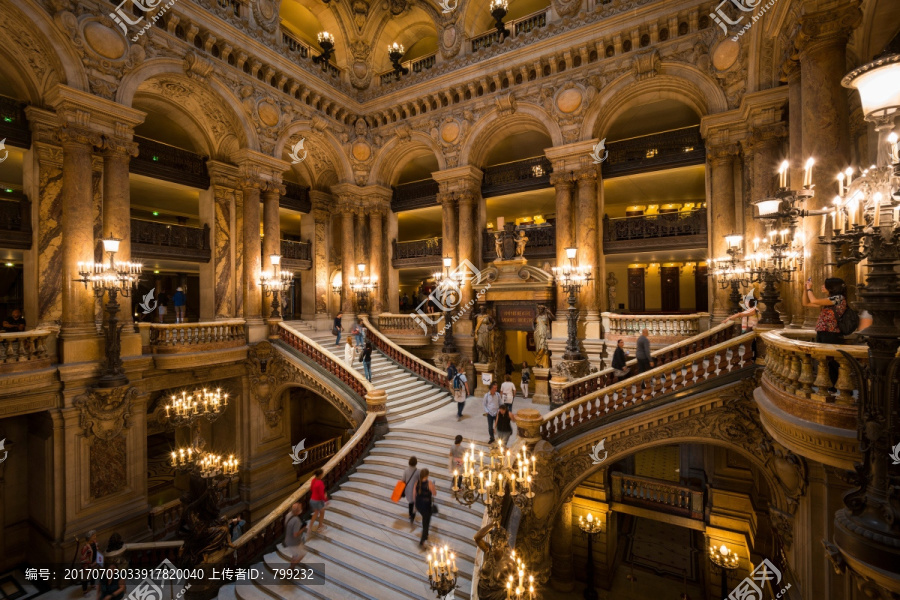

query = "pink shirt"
310;477;326;502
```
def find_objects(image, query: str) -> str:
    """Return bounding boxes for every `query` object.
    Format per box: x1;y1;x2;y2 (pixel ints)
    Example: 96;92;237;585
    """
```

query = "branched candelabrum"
708;235;750;314
425;545;459;599
552;247;592;361
451;439;536;522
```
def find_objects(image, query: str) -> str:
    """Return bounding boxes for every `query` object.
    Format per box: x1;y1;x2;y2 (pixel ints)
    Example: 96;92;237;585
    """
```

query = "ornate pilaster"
574;167;600;315
340;206;356;314
203;162;242;320
550;171;575;314
262;182;284;274
706;142;741;322
306;193;332;322
240;176;264;328
73;386;139;499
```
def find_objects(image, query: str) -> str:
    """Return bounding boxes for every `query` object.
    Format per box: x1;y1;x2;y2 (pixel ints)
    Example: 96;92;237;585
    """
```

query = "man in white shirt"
500;375;516;408
483;382;502;444
452;370;469;421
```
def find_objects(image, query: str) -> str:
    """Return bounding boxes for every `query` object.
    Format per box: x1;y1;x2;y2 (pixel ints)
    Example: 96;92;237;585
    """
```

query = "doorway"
660;267;680;312
628;268;645;313
694;265;708;312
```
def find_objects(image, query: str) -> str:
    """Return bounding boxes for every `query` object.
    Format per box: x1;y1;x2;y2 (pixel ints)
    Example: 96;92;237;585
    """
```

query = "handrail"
104;541;183;567
361;316;450;390
542;331;757;442
610;471;703;519
0;329;52;368
555;321;736;406
375;313;435;332
148;320;246;353
470;9;549;52
603;311;710;338
210;412;377;567
277;322;373;400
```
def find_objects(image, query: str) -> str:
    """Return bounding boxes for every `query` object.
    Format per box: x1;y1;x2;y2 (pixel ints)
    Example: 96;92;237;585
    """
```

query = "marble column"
262;184;282;273
369;208;384;313
550;497;575;591
202;162;240;321
58;125;102;338
575;168;599;314
785;62;807;327
706;143;740;322
305;193;331;325
439;192;459;267
798;1;861;319
100;136;139;329
550;172;575;314
341;207;356;314
457;190;477;307
241;178;263;326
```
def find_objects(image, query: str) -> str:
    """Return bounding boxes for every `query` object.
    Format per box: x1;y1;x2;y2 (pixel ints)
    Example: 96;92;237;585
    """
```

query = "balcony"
391;178;439;212
0;94;30;149
379;52;437;85
372;314;436;347
140;320;248;369
481;156;552;198
392;237;442;268
471;9;549;53
281;29;343;80
482;222;555;261
280;239;311;270
610;471;704;520
602;126;705;178
131;218;211;263
282;181;311;213
131;136;210;189
0;194;31;250
602;208;707;254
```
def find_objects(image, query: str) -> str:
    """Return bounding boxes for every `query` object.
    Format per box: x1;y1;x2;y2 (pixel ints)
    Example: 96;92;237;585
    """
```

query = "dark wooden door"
661;267;680;312
627;268;645;313
694;265;708;312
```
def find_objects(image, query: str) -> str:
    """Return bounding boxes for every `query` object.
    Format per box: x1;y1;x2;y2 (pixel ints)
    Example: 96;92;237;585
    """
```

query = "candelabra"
349;262;378;314
821;49;900;595
433;256;463;353
388;42;408;79
171;447;239;479
505;551;536;600
451;439;536;522
708;543;739;599
164;388;229;429
425;545;459;599
577;513;604;600
552;247;593;361
708;234;750;315
76;236;142;388
490;0;510;40
313;31;335;67
259;254;293;319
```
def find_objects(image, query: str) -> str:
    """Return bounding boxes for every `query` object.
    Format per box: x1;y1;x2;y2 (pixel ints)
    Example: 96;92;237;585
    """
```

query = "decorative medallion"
83;21;127;60
440;120;461;143
712;38;740;72
257;100;281;127
352;141;371;161
252;0;280;33
556;88;583;113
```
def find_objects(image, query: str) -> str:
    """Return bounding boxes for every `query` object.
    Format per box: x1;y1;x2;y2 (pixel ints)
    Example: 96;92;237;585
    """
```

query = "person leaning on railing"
802;277;849;389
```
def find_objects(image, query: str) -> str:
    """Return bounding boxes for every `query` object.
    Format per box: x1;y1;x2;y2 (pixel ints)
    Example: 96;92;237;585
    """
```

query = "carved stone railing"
542;330;756;443
759;330;870;430
392;237;443;267
282;181;311;213
603;209;707;254
602;312;709;339
278;322;373;400
149;499;184;541
280;238;311;261
379;52;438;84
0;195;32;249
132;136;210;189
611;471;703;519
281;29;310;58
392;178;439;212
555;321;735;406
482;223;555;261
295;436;343;476
602;126;705;178
148;320;246;354
0;94;30;148
482;156;552;197
131;218;212;262
361;316;450;390
210;412;376;571
471;9;549;52
105;541;183;568
0;330;52;373
373;313;435;347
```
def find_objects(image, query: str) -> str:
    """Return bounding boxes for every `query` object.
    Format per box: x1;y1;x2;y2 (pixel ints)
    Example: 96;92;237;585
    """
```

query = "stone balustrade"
542;330;756;443
555;321;736;406
148;499;184;541
603;311;710;339
295;436;342;475
278;322;372;401
362;316;450;390
148;320;247;354
759;330;869;429
373;313;436;347
610;471;703;519
0;329;53;373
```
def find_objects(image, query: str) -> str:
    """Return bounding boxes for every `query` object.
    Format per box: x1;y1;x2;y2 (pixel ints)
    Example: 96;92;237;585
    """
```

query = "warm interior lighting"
318;31;334;44
565;247;577;260
443;256;452;268
357;262;366;273
102;238;121;253
725;234;743;249
842;54;900;118
755;199;782;217
270;254;281;266
388;42;405;54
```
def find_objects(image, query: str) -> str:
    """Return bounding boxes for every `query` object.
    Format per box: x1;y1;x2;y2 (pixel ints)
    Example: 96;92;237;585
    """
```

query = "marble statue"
474;307;497;363
515;230;528;257
534;304;553;368
606;272;618;312
494;234;503;260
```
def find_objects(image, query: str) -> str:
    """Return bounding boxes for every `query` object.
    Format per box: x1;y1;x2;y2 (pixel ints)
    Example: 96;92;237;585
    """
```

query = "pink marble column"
551;172;575;314
241;179;263;325
262;184;282;272
100;136;139;326
785;62;807;327
439;193;458;267
341;207;355;313
369;208;384;313
58;125;102;337
706;143;739;322
575;168;599;314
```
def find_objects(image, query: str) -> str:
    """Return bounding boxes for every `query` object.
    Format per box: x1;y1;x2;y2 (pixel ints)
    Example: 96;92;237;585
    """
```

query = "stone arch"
116;60;257;159
582;67;728;141
0;1;89;101
368;132;447;186
275;121;353;187
460;103;563;167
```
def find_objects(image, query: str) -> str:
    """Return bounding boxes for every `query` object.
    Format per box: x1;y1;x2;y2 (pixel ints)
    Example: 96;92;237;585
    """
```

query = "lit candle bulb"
778;160;788;189
531;455;536;475
837;171;844;196
480;450;484;470
873;192;883;227
803;157;814;188
171;451;177;467
889;132;899;164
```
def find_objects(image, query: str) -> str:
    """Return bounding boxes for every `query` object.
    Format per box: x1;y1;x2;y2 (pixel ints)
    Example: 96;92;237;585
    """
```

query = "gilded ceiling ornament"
251;0;280;33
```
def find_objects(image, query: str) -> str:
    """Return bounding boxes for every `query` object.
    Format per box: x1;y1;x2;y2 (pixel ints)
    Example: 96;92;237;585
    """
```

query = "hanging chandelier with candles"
451;439;536;519
164;388;229;429
171;448;239;479
425;545;459;599
708;233;751;314
505;550;536;600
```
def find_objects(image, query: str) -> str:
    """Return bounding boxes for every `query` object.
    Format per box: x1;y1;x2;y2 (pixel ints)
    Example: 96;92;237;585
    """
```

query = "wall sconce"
314;31;335;67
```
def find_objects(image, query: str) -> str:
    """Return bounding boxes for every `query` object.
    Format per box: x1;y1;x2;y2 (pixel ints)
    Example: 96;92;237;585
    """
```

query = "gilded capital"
437;191;458;207
796;1;862;56
706;143;740;165
549;172;575;190
100;135;139;159
56;125;102;150
748;122;788;150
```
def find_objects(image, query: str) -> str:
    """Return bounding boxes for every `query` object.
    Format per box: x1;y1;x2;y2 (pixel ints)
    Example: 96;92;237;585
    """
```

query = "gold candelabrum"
425;544;459;599
349;262;378;314
708;543;740;599
164;388;229;428
259;254;293;319
171;448;239;479
552;247;593;361
451;439;536;520
505;550;536;600
708;235;750;314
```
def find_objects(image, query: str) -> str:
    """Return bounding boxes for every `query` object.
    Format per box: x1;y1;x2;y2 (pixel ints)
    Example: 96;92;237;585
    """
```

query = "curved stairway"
219;427;487;600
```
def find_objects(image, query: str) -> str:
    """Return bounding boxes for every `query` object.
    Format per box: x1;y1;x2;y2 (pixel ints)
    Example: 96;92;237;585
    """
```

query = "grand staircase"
220;426;486;600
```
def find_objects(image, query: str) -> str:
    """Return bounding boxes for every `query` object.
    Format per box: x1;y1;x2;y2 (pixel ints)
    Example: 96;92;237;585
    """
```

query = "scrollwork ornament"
74;386;138;443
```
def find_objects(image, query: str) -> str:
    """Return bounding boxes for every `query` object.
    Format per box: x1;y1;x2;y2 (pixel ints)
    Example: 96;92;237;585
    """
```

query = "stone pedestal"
514;408;542;449
549;374;569;410
365;389;387;414
473;362;495;397
532;367;551;405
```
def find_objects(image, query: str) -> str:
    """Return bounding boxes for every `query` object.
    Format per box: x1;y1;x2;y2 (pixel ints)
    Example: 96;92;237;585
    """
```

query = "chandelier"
425;545;458;599
259;254;293;319
708;233;750;314
164;388;229;428
552;247;593;361
451;440;536;519
171;448;239;479
505;550;536;600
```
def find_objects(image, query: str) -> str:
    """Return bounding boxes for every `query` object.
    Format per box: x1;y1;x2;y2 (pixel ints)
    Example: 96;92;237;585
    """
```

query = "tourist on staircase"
483;383;502;445
636;329;652;389
309;469;328;535
402;456;420;523
361;342;373;382
501;375;516;408
414;469;437;547
520;362;531;399
612;339;630;381
283;501;308;567
495;404;516;446
449;435;465;488
452;369;469;421
343;338;355;366
333;312;343;345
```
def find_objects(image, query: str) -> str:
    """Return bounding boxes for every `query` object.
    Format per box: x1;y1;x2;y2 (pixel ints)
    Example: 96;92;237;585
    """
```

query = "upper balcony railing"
0;330;53;374
392;237;443;267
0;94;30;149
280;239;311;263
602;311;710;340
392;178;439;212
610;471;703;520
471;9;549;53
148;320;247;354
278;322;373;400
372;313;436;347
379;52;438;85
131;136;210;189
0;194;32;250
602;126;705;178
131;218;211;263
603;208;707;254
281;29;342;80
482;222;556;261
482;156;552;198
282;181;311;213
